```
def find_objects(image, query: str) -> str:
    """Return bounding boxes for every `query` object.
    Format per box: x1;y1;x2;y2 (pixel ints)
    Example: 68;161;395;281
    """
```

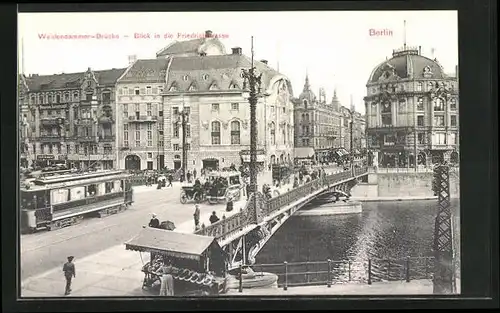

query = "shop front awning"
294;147;315;159
125;228;219;261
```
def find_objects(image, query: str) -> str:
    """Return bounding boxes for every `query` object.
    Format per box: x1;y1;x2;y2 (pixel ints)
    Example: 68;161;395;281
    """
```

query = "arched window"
303;100;308;109
306;114;309;122
56;94;61;103
270;122;276;145
73;92;79;101
64;93;69;102
230;121;240;144
30;95;35;104
211;121;221;145
39;94;44;104
433;98;444;111
301;113;305;122
47;94;52;103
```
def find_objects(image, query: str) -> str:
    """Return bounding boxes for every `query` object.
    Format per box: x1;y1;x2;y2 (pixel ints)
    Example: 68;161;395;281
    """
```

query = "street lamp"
241;36;264;195
175;106;189;182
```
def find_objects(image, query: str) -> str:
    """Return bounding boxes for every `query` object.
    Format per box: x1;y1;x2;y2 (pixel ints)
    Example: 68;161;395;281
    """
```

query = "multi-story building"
338;105;367;153
115;58;169;170
19;67;125;169
293;75;340;162
364;45;459;167
114;30;295;172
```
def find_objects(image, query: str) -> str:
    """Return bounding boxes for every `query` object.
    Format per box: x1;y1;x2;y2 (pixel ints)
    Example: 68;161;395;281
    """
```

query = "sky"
18;11;458;114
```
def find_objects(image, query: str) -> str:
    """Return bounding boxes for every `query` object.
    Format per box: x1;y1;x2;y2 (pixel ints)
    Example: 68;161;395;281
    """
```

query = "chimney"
231;47;242;55
260;59;268;64
205;30;213;38
128;55;137;65
418;46;421;55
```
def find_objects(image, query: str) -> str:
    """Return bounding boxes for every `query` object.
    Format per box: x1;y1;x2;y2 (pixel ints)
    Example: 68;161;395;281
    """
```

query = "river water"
256;199;460;284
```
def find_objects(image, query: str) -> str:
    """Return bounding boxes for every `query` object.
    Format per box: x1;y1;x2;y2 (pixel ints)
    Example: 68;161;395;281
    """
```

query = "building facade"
19;67;125;169
364;46;459;167
293;75;366;162
114;30;295;172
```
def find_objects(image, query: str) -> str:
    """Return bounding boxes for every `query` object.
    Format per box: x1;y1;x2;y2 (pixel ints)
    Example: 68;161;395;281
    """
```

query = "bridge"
195;167;369;269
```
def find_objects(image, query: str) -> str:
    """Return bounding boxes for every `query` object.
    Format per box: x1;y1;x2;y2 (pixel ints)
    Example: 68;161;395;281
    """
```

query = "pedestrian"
226;196;233;212
167;174;173;187
186;170;192;183
209;211;220;224
63;256;76;295
149;213;160;228
193;205;200;230
159;260;175;296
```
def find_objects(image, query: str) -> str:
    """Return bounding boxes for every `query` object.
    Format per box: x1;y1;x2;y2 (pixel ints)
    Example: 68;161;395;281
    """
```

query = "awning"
294;147;315;159
241;154;265;162
125;228;218;261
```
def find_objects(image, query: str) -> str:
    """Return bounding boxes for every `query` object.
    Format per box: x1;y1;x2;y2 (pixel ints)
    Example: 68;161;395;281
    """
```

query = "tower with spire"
298;71;317;104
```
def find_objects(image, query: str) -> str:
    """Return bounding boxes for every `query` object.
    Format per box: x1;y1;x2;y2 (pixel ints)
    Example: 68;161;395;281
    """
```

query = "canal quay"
20;164;460;297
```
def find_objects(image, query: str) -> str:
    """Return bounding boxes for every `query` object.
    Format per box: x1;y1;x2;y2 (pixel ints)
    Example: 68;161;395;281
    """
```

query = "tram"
20;170;134;233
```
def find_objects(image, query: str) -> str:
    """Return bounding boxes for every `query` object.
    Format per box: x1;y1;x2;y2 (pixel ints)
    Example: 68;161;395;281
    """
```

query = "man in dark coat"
209;211;220;224
63;256;76;295
167;174;173;187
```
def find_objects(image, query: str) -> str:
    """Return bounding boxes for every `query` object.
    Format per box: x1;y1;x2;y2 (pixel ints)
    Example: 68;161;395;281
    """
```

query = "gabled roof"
24;68;126;92
118;59;169;83
166;54;281;93
125;227;218;260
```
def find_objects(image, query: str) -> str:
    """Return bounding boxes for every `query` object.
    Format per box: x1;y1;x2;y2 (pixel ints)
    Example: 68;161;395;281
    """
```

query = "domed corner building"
364;45;459;168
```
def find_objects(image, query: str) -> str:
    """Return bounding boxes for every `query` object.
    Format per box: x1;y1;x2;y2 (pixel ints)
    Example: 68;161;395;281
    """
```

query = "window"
381;101;392;125
450;99;457;110
135;124;140;131
123;104;128;117
231;103;239;111
104;146;112;154
146;103;152;116
134;104;140;112
433;115;445;126
147;131;152;140
451;115;457;127
432;133;446;145
282;129;286;144
416;82;423;91
159;110;163;117
122;87;128;95
384;134;396;145
75;144;79;154
173;144;180;151
159;130;164;136
134;87;140;95
146;124;151;131
56;95;61;103
271;106;275;114
146;86;152;95
186;143;191;150
183;75;189;81
48;95;53;103
303;100;308;108
211;121;221;145
124;124;128;131
124;131;129;141
57;144;62;154
417;97;424;111
102;92;111;104
417;115;424;126
231;121;240;144
172;107;179;115
39;95;44;103
417;133;425;144
433;98;444;111
450;133;457;145
158;123;163;130
135;131;140;140
135;140;140;147
86;93;93;101
158;86;164;93
202;74;209;80
302;139;307;146
148;140;152;147
282;107;286;114
173;125;179;138
270;122;276;145
186;124;191;137
159;141;164;147
212;103;219;111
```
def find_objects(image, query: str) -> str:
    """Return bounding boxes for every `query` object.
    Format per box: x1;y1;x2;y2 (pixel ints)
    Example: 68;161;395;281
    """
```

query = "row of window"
416;115;458;127
27;143;113;155
371;81;455;94
119;86;164;96
30;91;111;104
373;97;457;112
370;133;458;146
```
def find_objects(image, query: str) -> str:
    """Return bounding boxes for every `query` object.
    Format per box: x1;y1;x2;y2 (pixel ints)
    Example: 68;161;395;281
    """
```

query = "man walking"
193;168;197;180
63;256;76;295
193;205;200;230
167;174;173;187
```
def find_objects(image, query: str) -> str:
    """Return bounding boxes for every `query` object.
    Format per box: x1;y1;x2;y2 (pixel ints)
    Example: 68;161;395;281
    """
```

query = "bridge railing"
196;167;369;241
248;256;434;290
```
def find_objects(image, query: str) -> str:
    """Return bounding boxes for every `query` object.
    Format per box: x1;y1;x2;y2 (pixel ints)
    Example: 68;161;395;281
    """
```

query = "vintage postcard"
18;10;460;298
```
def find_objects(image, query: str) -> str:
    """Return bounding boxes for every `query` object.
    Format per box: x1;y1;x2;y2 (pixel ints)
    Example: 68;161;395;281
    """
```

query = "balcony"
38;134;66;143
40;117;65;126
77;136;98;143
127;115;158;122
429;144;454;150
98;135;116;142
367;126;413;134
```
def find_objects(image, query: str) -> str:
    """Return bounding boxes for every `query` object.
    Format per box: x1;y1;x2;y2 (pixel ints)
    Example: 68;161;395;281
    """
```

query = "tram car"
20;170;134;233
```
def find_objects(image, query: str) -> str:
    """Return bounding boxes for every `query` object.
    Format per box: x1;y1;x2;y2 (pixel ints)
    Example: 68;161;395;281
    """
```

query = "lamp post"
241;36;263;195
176;106;189;182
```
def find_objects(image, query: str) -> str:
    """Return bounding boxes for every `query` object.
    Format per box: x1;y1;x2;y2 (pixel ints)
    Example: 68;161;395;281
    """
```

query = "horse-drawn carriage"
205;171;244;205
180;185;206;204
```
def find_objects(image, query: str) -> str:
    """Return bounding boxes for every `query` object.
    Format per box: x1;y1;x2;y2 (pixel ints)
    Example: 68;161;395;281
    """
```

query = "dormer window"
146;86;152;94
182;75;189;81
303;100;308;109
188;85;196;91
209;83;218;91
239;72;245;78
134;87;140;95
169;85;177;92
229;83;238;89
202;74;209;80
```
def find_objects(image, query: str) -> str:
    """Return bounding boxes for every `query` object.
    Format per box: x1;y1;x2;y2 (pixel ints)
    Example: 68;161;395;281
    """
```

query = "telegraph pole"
432;164;456;294
181;111;188;182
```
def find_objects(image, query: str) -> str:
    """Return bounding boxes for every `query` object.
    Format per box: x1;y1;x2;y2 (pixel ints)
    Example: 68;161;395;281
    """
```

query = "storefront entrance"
125;154;141;170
